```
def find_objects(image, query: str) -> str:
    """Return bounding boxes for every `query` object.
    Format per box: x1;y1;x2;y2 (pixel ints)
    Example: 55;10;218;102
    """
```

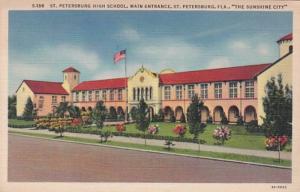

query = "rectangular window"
188;85;195;99
245;81;254;98
109;90;114;101
38;96;44;109
229;82;238;98
75;92;79;102
95;91;100;101
200;84;208;99
61;96;66;102
88;91;92;101
118;89;122;101
214;83;222;99
82;91;86;101
164;86;171;100
102;90;107;101
52;96;57;104
176;85;182;100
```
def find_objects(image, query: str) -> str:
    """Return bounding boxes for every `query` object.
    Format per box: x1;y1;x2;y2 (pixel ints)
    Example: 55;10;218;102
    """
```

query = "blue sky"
9;11;292;95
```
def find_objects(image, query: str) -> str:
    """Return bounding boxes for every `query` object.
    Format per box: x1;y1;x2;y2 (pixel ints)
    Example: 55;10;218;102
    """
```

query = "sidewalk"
8;127;292;160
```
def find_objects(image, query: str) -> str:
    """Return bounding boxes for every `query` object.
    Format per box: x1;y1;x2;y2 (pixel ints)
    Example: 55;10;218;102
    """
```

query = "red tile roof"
63;67;80;73
22;80;69;95
73;78;127;91
277;33;293;43
159;63;271;85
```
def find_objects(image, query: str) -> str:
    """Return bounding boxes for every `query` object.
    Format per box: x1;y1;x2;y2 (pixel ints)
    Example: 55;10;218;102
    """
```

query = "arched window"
133;88;136;101
141;87;144;99
149;87;152;100
74;75;76;80
145;87;149;100
289;45;293;53
137;88;140;101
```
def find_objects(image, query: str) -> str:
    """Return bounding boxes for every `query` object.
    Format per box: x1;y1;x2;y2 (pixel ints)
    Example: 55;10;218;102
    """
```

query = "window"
95;91;100;101
289;45;293;53
245;81;254;98
229;82;238;98
200;84;208;99
38;96;44;109
64;75;67;80
82;91;86;101
164;86;171;100
74;75;77;80
141;88;144;99
61;96;66;102
214;83;222;99
176;85;182;100
75;92;79;102
118;89;122;101
133;88;136;101
109;90;114;101
102;90;107;101
52;96;57;104
188;85;195;99
88;91;92;101
145;87;149;100
149;87;152;100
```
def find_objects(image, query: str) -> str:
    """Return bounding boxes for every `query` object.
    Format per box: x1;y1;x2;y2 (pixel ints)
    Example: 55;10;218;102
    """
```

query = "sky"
9;11;292;95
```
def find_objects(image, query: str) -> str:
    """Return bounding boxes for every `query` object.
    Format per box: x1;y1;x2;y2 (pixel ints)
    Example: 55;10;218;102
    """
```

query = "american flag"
114;49;126;63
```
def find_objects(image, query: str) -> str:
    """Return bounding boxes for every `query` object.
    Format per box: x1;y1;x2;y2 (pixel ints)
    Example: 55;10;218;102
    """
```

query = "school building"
16;33;293;124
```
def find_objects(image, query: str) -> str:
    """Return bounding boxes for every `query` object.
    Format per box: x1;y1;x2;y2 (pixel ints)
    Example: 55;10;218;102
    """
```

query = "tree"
23;97;34;120
130;107;138;121
187;94;206;139
136;98;150;145
157;108;164;122
262;74;292;162
262;74;292;138
109;107;117;120
92;101;107;142
92;101;106;129
56;102;69;118
8;95;17;119
68;105;81;118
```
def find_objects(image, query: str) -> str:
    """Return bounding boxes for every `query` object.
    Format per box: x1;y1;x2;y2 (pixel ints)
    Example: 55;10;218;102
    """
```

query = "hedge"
64;127;206;144
8;123;36;128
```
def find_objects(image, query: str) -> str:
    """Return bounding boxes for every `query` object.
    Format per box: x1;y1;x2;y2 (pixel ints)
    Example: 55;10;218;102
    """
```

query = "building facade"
15;33;293;124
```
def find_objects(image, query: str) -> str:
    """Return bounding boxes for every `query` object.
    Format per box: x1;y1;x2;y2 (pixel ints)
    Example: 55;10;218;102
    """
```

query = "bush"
206;116;213;124
148;124;159;135
180;113;186;123
245;120;261;133
116;123;126;132
212;125;232;145
236;116;244;125
173;124;187;138
265;135;288;151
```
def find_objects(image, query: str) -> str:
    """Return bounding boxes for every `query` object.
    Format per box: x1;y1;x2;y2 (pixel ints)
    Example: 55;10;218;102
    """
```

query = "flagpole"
124;49;128;123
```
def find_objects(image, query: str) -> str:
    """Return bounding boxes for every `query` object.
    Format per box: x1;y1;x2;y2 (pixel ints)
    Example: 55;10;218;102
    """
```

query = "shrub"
206;116;213;124
265;135;288;151
236;116;244;125
173;124;187;137
180;113;186;123
212;126;231;145
148;124;159;135
245;120;261;133
116;123;126;132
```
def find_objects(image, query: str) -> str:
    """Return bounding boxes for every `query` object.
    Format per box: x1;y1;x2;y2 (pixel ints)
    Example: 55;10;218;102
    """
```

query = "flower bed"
212;126;231;145
265;135;288;151
148;124;159;135
173;124;187;137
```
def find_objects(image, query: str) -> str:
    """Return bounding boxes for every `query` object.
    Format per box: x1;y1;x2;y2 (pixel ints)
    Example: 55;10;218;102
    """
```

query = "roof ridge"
159;63;271;76
24;79;63;84
80;77;127;83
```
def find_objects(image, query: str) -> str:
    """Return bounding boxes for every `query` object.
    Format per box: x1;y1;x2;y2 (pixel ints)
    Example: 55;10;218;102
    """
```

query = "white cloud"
117;26;141;41
256;43;270;56
208;57;231;69
230;40;251;50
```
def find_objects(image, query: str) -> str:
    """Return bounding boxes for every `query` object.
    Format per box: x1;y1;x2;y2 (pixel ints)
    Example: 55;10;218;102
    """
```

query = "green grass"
93;122;269;150
8;119;35;126
9;130;291;167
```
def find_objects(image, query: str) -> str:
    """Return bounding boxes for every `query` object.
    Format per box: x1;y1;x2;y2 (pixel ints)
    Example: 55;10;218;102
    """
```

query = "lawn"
8;119;35;127
99;122;268;150
9;130;291;167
